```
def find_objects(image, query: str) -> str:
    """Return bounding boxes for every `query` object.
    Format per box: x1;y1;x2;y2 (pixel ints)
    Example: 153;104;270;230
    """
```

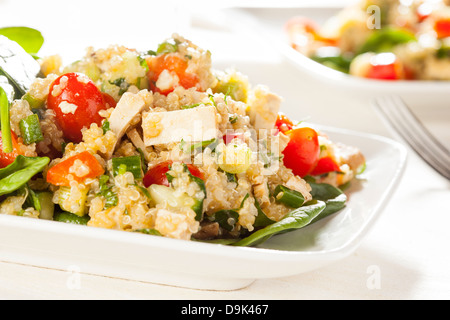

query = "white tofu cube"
142;105;218;146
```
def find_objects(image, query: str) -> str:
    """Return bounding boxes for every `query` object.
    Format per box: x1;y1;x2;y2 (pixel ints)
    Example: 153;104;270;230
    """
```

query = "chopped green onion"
274;185;305;208
0;86;12;153
112;156;143;179
19;114;43;144
101;119;110;134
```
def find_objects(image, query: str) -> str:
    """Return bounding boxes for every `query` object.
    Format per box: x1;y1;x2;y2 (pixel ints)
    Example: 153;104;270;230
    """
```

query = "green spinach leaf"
0;155;49;196
232;200;326;247
0;27;44;55
309;183;347;223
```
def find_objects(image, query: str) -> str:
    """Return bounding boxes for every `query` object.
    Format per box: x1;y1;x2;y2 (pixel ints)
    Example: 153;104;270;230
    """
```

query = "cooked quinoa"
0;33;365;244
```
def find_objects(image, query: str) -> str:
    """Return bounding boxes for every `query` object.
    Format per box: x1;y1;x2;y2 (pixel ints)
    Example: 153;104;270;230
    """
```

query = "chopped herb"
101;119;110;134
109;78;130;95
229;115;238;124
181;103;201;109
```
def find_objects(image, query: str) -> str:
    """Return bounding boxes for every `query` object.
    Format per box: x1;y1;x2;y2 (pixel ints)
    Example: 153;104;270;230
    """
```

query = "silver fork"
373;96;450;180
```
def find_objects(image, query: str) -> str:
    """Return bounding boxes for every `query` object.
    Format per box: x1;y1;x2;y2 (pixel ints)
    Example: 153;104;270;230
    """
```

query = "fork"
373;96;450;180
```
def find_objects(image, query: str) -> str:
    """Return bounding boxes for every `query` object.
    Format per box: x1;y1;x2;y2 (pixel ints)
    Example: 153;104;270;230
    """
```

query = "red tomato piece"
143;160;204;188
46;151;105;186
434;18;450;39
366;53;403;80
47;73;111;143
223;131;245;144
146;54;199;95
0;131;22;168
310;156;341;176
282;127;320;178
275;112;294;134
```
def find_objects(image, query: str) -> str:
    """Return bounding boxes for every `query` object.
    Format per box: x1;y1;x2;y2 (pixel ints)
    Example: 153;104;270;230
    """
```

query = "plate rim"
0;125;407;261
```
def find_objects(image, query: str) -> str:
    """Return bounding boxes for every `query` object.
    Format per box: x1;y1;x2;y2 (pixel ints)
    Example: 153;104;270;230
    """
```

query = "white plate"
0;125;407;291
224;7;450;102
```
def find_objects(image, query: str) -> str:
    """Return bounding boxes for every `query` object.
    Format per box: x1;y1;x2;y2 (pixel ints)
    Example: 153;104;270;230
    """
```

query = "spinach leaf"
232;200;326;247
209;209;239;232
311;55;352;74
0;155;50;196
0;27;44;55
253;198;275;228
358;28;416;55
0;35;41;97
309;183;347;223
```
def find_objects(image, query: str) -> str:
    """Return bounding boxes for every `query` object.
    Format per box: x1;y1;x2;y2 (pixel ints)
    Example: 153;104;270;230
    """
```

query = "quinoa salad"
286;0;450;80
0;31;365;246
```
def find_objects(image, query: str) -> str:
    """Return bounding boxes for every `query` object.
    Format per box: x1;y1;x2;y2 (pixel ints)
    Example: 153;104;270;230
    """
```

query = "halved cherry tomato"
46;151;105;186
0;131;22;168
275;112;295;134
282;127;320;178
146;53;199;95
47;73;112;143
102;92;117;109
310;156;341;176
434;18;450;39
143;160;204;188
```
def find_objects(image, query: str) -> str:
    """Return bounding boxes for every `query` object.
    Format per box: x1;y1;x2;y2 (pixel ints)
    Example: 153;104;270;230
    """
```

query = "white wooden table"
1;0;449;300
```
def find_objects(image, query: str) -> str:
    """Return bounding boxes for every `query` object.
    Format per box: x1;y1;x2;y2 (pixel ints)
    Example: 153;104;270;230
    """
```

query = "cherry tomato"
146;54;199;95
275;112;294;134
0;131;21;168
282;127;320;178
366;53;403;80
102;92;117;109
143;160;204;188
434;18;450;39
310;156;341;176
47;73;111;143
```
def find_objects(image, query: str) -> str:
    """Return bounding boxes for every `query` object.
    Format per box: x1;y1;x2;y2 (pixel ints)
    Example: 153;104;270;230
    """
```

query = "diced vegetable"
217;142;252;174
36;191;55;220
46;151;104;186
310;156;341;176
149;184;201;215
19;114;44;144
57;186;88;217
282;127;320;178
112;156;143;179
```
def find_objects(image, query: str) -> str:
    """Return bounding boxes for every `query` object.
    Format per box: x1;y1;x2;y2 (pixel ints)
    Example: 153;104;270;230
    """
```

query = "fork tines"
373;96;450;180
